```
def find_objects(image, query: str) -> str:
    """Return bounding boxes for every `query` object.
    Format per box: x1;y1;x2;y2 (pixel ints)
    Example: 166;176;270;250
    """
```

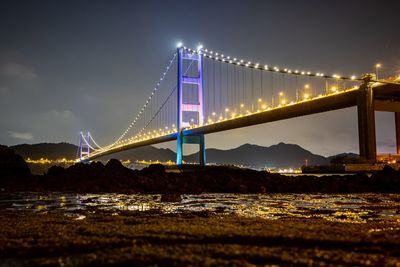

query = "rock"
105;159;124;169
160;193;182;202
0;145;30;178
47;165;65;176
141;164;166;175
381;165;397;175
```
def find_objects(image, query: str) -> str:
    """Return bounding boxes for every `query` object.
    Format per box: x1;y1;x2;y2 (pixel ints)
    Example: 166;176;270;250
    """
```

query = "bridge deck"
85;82;400;161
86;89;360;160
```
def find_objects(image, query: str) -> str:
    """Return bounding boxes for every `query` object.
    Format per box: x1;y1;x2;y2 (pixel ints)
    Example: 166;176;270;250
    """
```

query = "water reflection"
0;192;399;223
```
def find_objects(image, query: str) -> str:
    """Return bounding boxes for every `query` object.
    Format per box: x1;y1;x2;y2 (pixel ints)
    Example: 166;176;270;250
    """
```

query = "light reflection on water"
0;192;399;223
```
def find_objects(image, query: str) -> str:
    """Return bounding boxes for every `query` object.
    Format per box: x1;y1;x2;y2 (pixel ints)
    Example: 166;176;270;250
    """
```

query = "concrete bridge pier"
176;131;206;165
396;112;400;154
357;75;376;162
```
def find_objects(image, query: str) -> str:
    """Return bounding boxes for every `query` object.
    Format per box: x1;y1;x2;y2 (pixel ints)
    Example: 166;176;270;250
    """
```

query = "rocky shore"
1;145;400;266
1;145;400;194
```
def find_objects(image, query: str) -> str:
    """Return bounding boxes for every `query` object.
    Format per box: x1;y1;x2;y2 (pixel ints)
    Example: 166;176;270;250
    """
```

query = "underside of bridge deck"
85;82;400;164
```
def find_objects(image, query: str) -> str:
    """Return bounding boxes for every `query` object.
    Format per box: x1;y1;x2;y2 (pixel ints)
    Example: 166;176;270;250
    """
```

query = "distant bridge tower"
176;47;206;165
79;131;91;161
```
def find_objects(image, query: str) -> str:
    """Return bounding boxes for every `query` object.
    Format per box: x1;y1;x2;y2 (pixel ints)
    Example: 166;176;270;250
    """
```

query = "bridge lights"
331;86;338;93
261;104;267;110
240;103;244;108
351;75;356;80
303;93;309;100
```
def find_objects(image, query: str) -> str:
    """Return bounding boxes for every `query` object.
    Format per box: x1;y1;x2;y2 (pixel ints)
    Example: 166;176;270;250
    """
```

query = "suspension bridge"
78;44;400;165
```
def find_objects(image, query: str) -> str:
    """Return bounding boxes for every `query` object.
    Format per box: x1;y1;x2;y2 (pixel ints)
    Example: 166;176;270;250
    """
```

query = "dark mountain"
185;142;329;168
102;146;175;162
8;142;335;168
327;153;359;161
10;143;78;159
9;143;175;162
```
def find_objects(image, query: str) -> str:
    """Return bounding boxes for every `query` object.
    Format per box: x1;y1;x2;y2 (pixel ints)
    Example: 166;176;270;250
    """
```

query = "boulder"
0;145;30;178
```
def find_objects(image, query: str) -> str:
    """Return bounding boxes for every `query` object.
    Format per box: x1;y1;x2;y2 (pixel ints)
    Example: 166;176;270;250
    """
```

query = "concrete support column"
176;131;183;165
395;112;400;154
199;135;206;166
357;76;376;162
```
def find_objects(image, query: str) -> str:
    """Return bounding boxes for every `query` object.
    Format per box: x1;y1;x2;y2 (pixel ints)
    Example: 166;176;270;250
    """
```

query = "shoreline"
1;146;400;194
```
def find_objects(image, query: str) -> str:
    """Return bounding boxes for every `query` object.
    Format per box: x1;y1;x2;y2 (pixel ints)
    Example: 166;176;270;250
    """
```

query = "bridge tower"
176;47;206;165
79;131;91;161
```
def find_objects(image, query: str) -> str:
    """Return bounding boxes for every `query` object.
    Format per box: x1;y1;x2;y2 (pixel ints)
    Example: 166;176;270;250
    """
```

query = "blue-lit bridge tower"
79;131;91;161
176;47;206;165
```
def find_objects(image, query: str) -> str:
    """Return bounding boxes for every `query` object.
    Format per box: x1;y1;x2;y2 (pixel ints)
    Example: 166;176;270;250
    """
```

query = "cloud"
49;109;77;120
9;131;33;141
0;86;8;94
1;63;37;80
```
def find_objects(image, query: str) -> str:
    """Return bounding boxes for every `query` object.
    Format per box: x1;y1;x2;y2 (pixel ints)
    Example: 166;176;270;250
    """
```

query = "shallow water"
0;192;399;223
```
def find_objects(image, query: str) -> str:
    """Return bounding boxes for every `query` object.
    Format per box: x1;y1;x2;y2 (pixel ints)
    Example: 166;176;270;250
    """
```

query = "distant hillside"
10;143;78;159
327;153;359;161
9;143;175;162
101;146;176;162
7;142;337;168
185;143;329;168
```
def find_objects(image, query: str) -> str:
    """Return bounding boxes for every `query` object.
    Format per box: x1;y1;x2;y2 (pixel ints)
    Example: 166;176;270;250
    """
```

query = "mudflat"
1;211;400;266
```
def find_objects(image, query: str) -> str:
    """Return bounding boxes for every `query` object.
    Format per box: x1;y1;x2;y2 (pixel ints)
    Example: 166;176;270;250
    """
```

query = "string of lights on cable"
106;52;178;148
180;44;360;82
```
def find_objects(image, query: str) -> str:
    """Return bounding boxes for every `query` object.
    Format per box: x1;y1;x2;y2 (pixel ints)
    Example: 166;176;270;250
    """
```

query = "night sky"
1;0;399;156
